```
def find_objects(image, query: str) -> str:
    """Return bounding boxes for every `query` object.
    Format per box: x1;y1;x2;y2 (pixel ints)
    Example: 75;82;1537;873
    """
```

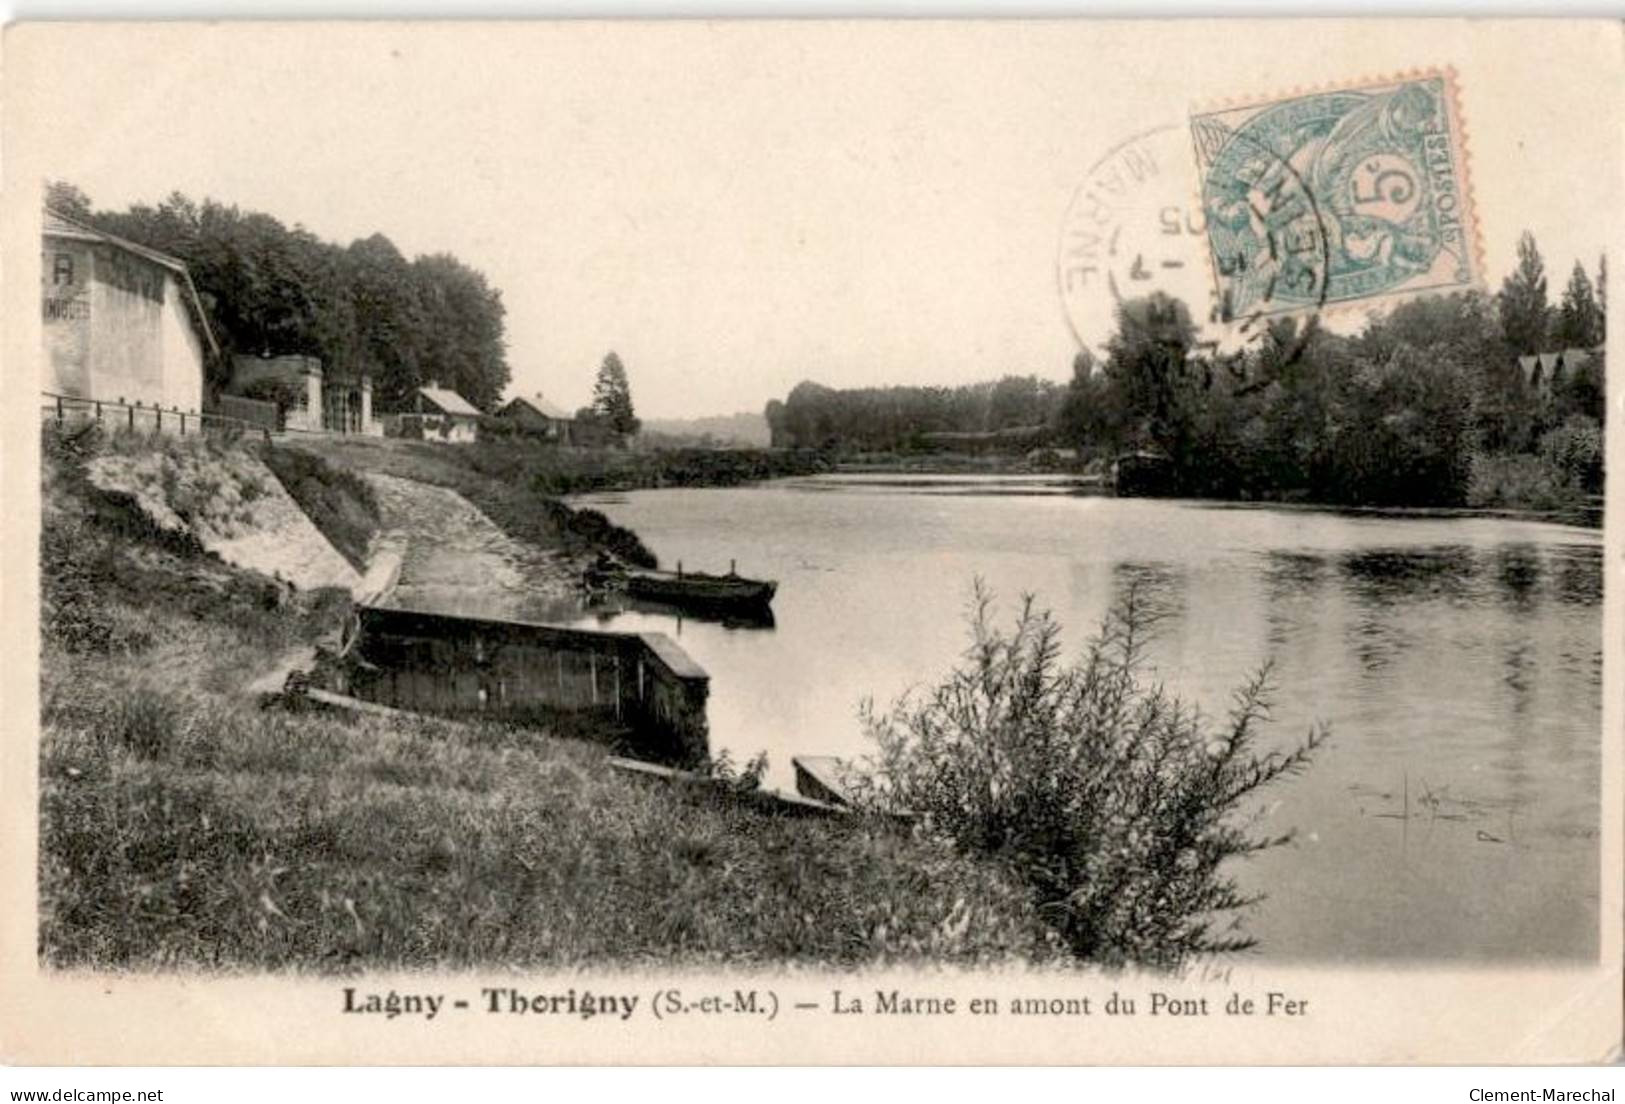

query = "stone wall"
350;604;710;765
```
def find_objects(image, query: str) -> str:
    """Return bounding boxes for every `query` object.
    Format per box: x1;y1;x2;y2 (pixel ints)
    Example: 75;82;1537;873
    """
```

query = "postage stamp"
1188;70;1481;322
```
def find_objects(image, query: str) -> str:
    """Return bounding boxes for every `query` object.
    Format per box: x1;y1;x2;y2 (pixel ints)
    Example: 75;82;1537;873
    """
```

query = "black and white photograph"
2;17;1619;1067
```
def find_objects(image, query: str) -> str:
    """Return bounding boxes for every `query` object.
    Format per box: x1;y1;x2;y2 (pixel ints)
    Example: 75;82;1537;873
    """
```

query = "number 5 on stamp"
1189;70;1483;323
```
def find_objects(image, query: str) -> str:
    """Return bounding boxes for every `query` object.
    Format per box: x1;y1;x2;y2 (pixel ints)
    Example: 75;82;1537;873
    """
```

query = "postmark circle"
1057;121;1329;361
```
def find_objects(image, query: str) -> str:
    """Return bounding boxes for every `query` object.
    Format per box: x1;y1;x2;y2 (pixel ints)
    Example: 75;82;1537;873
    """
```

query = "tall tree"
1102;292;1198;451
1555;261;1604;348
1597;253;1608;337
1498;231;1551;354
345;233;429;407
414;253;510;411
44;180;93;221
592;351;640;437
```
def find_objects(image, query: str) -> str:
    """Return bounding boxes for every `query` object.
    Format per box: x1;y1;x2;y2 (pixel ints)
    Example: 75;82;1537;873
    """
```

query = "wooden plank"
607;756;850;818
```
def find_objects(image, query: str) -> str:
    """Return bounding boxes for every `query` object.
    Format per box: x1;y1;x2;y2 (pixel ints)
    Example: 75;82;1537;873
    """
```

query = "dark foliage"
259;445;381;570
1047;233;1604;516
862;584;1327;968
765;376;1066;452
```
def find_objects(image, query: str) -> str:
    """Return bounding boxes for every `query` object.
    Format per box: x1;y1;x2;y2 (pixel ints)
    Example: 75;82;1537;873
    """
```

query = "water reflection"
581;592;777;633
1109;560;1187;624
1492;544;1542;610
1550;545;1604;606
1339;545;1480;606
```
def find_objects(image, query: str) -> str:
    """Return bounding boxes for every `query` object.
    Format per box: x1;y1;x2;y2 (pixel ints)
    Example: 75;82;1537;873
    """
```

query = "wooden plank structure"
791;755;864;807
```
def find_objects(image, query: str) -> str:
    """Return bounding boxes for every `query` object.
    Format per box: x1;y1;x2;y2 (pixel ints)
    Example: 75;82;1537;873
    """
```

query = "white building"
41;208;217;420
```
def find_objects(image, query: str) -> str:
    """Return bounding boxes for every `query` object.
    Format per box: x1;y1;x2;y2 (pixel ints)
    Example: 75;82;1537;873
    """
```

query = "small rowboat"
586;557;777;612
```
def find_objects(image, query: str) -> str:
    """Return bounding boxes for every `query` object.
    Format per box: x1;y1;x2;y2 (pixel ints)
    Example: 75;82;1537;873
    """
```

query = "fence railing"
41;391;273;443
215;393;281;432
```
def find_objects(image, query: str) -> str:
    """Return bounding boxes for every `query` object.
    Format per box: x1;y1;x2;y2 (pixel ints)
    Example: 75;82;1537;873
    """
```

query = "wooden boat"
586;556;777;612
626;565;776;610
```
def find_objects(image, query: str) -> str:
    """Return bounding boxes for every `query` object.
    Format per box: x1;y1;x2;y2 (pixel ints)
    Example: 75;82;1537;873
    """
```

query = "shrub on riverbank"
860;584;1327;968
1467;452;1588;514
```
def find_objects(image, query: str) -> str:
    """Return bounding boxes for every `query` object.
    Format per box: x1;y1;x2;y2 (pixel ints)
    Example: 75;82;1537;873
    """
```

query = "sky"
9;20;1620;418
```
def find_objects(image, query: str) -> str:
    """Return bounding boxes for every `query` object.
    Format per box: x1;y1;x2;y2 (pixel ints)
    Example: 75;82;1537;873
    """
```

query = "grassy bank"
443;435;832;494
39;431;1060;970
278;435;659;567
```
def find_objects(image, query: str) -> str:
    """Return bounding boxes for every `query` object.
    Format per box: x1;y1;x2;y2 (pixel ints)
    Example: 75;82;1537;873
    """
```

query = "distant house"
41;207;218;425
1516;347;1600;395
391;386;482;443
223;353;380;436
495;393;575;444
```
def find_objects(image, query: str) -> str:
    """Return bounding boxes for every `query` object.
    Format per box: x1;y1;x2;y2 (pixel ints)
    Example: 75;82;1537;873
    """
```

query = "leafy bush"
698;749;771;794
860;584;1326;968
238;376;306;411
1467;451;1587;514
543;502;658;568
1539;416;1604;496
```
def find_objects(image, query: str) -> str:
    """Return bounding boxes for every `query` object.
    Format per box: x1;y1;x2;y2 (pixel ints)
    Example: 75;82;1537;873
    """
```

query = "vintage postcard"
1;19;1620;1065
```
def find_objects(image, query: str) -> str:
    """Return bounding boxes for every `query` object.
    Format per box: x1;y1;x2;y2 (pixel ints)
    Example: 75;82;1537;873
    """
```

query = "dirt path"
365;473;583;621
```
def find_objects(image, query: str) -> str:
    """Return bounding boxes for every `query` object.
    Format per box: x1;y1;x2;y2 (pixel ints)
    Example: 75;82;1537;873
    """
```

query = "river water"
561;473;1602;963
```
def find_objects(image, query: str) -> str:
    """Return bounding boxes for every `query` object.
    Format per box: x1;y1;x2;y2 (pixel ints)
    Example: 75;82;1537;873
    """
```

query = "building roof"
501;393;574;421
1518;347;1600;384
44;207;221;358
417;386;482;417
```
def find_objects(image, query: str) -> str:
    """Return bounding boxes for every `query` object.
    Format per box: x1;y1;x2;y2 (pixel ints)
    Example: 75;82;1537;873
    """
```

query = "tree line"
765;375;1065;451
765;232;1603;512
1062;232;1604;509
48;181;511;412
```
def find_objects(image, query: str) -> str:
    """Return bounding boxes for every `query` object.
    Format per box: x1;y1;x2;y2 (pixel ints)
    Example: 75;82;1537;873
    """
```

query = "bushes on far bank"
1467;417;1604;515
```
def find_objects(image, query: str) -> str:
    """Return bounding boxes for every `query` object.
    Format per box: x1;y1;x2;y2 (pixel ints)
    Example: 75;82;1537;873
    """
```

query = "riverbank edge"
824;459;1603;530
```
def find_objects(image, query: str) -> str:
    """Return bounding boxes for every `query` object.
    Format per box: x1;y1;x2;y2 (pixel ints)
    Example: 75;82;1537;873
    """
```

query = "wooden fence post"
54;395;62;425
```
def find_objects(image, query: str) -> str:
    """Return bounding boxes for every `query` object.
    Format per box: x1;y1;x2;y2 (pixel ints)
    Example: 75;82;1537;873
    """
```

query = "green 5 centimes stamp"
1189;70;1482;323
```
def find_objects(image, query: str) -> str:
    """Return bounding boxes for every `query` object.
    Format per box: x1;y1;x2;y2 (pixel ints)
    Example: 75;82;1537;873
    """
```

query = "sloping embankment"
363;471;579;620
86;439;363;593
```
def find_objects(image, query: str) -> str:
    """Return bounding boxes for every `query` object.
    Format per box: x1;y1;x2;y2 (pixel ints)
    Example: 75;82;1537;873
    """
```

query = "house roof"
1518;348;1600;382
417;386;482;417
501;394;574;421
44;207;221;358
